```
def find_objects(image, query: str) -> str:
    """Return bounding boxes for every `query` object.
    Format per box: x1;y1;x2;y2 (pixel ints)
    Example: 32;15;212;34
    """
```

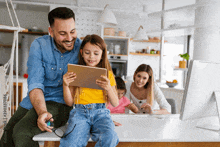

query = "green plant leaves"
179;53;190;60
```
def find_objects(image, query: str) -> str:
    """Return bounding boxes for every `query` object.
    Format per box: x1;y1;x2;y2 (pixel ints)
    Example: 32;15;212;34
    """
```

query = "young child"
59;34;119;147
107;77;138;114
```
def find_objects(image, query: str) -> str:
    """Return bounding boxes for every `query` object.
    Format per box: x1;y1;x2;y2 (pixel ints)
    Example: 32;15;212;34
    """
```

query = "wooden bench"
33;125;67;147
33;124;96;147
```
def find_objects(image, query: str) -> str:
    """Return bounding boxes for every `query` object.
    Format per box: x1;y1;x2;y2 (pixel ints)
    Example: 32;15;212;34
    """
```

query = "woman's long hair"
133;64;154;106
74;34;113;103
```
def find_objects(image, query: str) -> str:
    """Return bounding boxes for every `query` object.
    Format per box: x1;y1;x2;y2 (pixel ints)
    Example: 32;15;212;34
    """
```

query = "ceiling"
0;0;196;27
0;0;196;13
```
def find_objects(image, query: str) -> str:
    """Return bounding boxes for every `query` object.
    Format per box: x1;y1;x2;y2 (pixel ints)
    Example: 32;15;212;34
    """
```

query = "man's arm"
27;39;53;132
30;89;47;115
29;88;53;132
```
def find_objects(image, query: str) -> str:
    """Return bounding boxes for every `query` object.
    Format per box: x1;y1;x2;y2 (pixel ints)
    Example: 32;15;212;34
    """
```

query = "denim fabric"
59;103;119;147
19;35;82;110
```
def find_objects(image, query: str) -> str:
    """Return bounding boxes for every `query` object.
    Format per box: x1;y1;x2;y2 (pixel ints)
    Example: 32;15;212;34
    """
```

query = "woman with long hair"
125;64;171;114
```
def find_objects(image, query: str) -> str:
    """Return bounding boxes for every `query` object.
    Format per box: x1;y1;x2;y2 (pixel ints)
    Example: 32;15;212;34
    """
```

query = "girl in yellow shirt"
59;34;119;147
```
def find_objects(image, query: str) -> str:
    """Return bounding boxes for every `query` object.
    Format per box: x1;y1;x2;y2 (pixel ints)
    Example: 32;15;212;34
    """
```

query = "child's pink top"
107;96;131;113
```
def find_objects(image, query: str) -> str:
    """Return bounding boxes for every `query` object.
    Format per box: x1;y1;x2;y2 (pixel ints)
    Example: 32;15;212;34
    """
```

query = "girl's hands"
63;72;76;87
141;103;153;114
96;75;111;91
113;121;122;126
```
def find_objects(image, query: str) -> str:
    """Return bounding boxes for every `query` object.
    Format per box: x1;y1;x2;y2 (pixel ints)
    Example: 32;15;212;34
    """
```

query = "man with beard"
0;7;82;147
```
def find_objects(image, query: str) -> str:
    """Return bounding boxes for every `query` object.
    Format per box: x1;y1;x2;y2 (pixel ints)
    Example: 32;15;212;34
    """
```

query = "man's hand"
37;112;53;132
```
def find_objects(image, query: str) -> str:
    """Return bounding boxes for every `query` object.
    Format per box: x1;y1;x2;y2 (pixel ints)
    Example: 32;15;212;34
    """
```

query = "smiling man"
0;7;82;147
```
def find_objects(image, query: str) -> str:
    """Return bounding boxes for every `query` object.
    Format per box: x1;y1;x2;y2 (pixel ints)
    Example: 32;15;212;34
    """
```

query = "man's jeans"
59;103;119;147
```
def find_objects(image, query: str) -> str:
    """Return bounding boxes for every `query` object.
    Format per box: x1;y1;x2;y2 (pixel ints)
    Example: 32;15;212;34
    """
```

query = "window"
162;36;187;88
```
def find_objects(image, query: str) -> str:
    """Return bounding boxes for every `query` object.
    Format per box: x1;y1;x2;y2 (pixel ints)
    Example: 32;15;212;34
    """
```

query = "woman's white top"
125;81;171;113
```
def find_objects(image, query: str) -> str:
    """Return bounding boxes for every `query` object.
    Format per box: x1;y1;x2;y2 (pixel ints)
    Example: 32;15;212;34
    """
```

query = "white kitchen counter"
33;114;220;145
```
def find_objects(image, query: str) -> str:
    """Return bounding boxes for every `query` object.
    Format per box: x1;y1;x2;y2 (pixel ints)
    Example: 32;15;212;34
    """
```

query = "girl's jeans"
59;103;119;147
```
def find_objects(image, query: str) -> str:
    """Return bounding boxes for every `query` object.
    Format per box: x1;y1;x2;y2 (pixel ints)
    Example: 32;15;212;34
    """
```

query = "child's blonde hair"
74;34;113;103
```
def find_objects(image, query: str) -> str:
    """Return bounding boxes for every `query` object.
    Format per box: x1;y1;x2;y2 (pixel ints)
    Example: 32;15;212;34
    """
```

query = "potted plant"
179;53;190;68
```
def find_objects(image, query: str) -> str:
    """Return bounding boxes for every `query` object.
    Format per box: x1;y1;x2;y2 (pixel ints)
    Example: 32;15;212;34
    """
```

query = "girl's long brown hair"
133;64;154;106
74;34;113;103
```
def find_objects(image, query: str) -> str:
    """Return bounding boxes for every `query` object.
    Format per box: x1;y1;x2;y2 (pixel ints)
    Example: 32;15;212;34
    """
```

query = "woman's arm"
153;83;171;114
140;83;171;114
63;72;77;106
141;103;170;114
152;109;170;114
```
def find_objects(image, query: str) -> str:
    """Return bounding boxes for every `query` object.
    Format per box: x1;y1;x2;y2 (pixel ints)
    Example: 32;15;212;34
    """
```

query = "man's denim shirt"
20;35;82;110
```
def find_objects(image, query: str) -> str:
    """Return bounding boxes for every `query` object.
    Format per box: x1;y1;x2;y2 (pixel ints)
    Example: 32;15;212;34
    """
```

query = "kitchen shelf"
148;4;196;17
174;67;188;71
81;36;130;40
104;36;130;40
147;25;195;37
131;39;167;43
0;44;21;48
148;1;220;17
108;54;128;56
0;29;48;35
129;53;160;56
0;25;25;31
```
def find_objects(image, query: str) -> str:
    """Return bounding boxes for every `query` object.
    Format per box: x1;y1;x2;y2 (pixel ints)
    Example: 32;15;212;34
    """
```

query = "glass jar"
115;45;121;54
150;49;155;54
109;43;114;54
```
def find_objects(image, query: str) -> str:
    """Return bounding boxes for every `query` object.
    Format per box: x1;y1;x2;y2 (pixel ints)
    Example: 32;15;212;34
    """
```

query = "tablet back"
68;64;107;90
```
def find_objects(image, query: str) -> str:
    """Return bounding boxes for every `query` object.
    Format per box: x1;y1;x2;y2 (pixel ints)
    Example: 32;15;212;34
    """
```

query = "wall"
0;6;49;74
0;1;182;77
0;6;49;32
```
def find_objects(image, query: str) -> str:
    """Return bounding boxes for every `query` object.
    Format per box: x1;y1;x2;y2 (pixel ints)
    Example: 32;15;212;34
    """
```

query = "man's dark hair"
48;7;75;26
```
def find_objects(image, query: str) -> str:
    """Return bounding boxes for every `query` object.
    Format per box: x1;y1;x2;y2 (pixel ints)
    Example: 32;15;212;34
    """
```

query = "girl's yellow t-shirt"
75;71;116;105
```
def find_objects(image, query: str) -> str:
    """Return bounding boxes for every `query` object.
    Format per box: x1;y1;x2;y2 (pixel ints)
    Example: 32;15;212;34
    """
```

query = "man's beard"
54;38;76;52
